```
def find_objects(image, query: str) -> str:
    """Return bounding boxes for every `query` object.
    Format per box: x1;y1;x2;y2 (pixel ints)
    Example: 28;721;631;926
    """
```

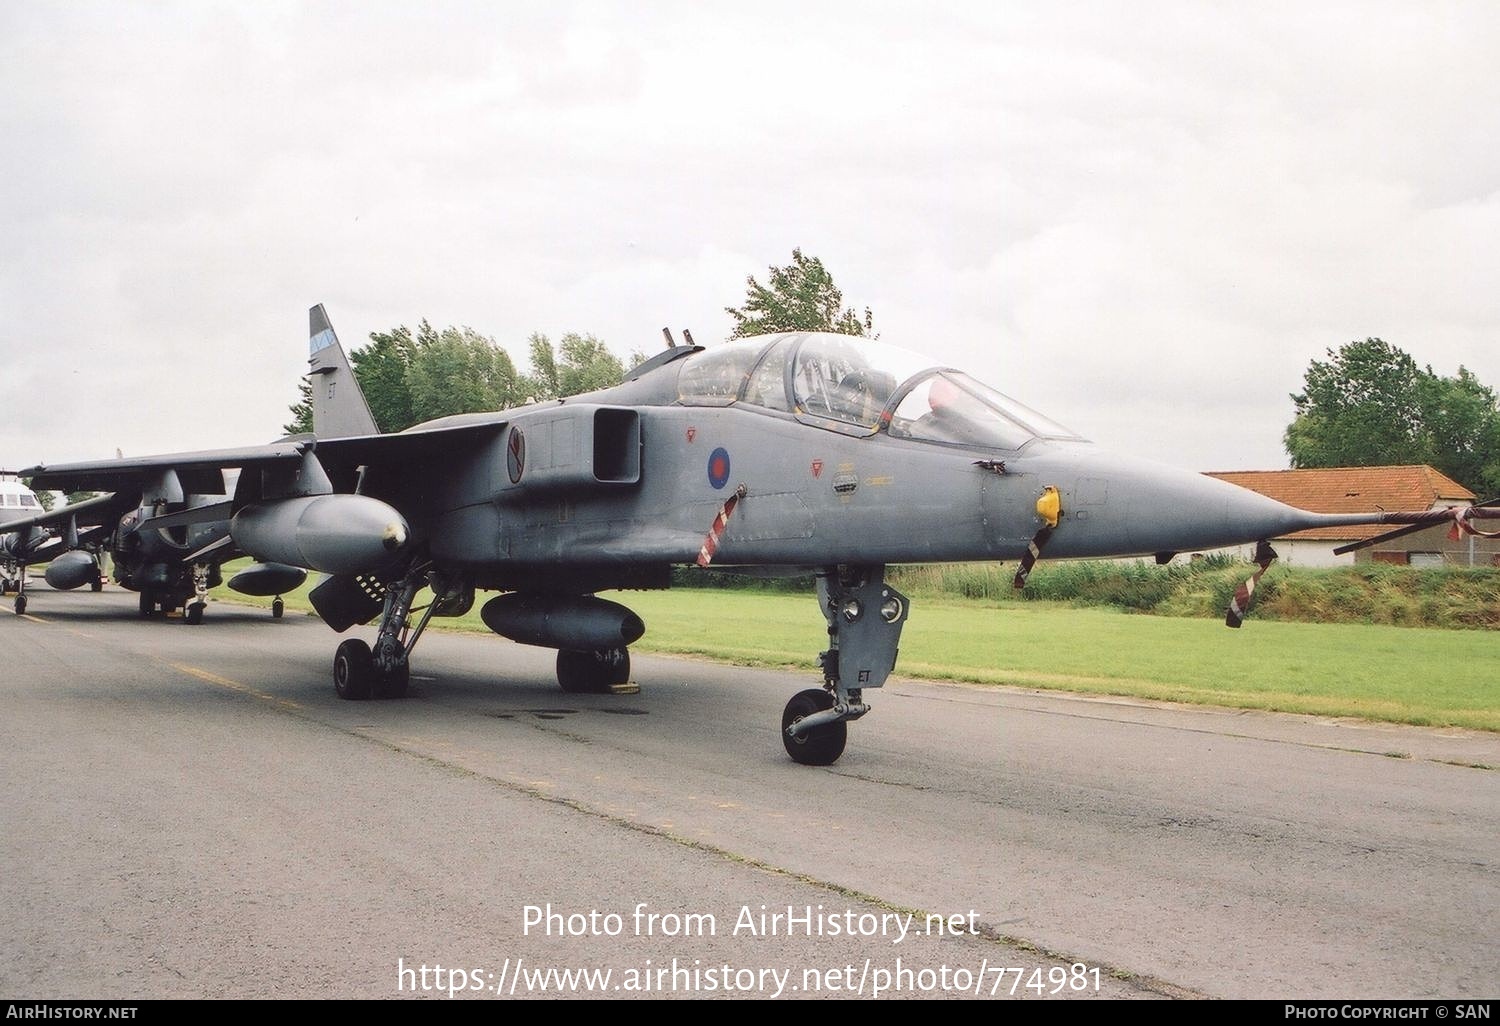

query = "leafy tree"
726;248;874;339
405;325;524;423
353;324;421;433
525;332;626;399
1419;367;1500;497
526;332;558;399
1284;339;1429;468
1284;338;1500;495
22;480;53;512
283;379;314;435
284;320;627;435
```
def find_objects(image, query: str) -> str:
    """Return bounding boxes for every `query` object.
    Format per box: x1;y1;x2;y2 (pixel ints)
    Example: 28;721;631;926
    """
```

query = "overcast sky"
3;1;1497;474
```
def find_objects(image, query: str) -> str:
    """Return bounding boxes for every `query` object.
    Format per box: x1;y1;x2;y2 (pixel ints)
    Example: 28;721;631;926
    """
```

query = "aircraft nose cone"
1120;458;1308;553
1027;443;1322;558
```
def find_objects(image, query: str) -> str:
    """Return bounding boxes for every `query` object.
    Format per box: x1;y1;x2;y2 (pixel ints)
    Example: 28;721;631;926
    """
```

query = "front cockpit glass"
886;371;1083;450
677;340;773;406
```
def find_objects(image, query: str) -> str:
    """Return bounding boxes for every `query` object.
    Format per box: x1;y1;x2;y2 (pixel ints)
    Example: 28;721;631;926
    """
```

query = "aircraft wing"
0;491;135;536
22;420;507;498
23;442;310;495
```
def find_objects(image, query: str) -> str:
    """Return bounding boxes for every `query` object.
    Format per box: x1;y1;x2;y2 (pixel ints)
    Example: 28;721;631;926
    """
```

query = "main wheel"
333;639;374;700
781;688;847;766
376;658;410;699
90;576;103;593
271;597;285;619
186;602;205;625
14;594;26;616
556;648;631;693
138;589;155;618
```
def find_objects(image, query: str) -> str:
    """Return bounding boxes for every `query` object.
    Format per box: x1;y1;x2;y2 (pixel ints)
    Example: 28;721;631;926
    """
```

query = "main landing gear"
7;564;27;616
184;563;210;625
137;586;193;622
332;563;465;701
556;647;632;693
781;565;909;767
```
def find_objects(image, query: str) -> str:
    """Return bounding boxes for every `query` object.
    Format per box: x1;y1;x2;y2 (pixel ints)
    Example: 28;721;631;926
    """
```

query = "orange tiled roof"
1203;465;1474;541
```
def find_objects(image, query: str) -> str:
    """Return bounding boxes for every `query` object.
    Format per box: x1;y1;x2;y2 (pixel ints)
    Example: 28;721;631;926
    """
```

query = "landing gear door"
818;571;909;691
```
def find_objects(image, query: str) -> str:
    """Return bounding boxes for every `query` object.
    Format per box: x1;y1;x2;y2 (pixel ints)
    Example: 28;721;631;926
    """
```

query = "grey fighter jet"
1;477;127;615
0;475;307;622
22;308;1497;764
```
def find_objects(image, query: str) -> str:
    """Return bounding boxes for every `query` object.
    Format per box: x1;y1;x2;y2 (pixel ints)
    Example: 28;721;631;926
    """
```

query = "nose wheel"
781;689;847;765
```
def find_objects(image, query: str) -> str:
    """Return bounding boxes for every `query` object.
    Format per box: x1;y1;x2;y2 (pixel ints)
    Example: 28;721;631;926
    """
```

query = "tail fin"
308;304;379;438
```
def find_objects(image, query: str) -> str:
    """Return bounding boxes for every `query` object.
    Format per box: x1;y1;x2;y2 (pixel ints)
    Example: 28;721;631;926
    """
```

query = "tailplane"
308;304;379;438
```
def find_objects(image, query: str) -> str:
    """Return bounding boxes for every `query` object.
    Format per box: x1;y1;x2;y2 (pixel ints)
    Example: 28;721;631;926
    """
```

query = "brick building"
1202;465;1498;568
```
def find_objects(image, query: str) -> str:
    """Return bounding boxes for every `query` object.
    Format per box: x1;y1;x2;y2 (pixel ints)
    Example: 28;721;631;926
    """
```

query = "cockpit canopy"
676;332;1083;451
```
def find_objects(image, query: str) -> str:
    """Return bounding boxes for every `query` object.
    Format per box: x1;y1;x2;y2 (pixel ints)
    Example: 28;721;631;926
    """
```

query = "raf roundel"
707;447;731;490
507;427;526;484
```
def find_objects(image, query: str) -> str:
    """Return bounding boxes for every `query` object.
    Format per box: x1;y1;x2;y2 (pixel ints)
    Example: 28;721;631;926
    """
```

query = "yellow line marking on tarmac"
20;613;101;639
171;662;304;712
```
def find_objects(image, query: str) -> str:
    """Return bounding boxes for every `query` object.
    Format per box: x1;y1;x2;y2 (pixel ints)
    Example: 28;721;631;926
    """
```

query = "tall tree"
353;324;420;432
283;379;314;435
1419;367;1500;497
404;325;523;422
282;324;419;435
725;248;874;339
284;320;626;435
1284;339;1429;468
526;332;626;399
1284;338;1500;495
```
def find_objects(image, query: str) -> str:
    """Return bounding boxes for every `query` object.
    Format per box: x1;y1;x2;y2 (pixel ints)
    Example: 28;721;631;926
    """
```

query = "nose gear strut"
782;564;909;766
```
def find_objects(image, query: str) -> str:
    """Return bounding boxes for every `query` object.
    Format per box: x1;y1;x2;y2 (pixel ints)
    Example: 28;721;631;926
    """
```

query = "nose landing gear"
781;565;907;766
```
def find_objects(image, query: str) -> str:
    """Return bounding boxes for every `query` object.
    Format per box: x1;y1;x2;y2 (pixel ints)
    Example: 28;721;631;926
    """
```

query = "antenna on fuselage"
662;327;677;348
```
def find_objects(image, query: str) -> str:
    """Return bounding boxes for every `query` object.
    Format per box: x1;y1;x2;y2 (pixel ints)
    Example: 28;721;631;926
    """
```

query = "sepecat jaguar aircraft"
20;307;1498;764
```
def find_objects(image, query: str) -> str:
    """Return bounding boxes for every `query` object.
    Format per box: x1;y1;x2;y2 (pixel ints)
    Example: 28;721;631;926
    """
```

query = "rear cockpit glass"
743;336;794;412
790;335;929;432
792;336;887;429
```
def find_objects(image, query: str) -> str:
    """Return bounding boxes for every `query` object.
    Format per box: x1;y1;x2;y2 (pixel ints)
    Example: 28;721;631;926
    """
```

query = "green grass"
888;559;1500;629
213;571;1500;732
